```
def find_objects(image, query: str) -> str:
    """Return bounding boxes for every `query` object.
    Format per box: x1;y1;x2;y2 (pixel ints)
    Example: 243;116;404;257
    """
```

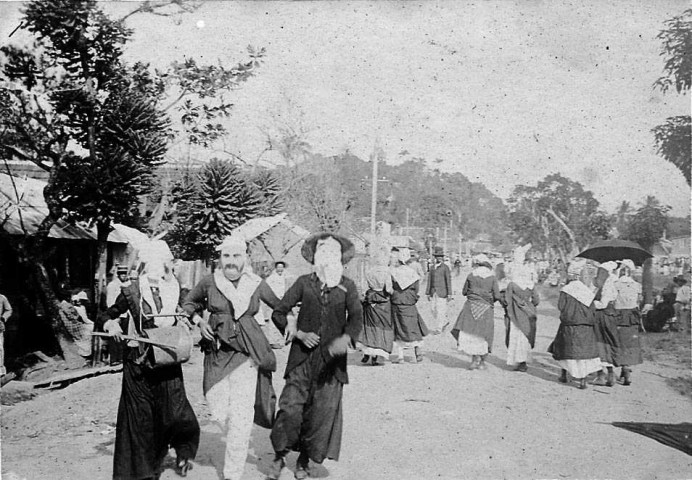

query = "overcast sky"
1;1;690;216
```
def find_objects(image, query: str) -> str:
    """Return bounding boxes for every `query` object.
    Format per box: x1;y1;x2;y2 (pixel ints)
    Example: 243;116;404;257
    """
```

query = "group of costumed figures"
98;232;645;480
357;243;644;391
102;232;362;480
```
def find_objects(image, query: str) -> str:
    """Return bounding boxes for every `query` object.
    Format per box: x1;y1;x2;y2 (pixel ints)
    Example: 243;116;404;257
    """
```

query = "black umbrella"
577;238;653;265
576;239;653;266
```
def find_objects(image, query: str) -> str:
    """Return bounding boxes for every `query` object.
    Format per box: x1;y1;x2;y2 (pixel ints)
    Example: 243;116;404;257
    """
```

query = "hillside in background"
277;152;510;246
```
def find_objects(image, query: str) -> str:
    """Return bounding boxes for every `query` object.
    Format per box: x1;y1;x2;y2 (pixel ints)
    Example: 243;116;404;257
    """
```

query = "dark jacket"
426;262;452;298
272;273;363;383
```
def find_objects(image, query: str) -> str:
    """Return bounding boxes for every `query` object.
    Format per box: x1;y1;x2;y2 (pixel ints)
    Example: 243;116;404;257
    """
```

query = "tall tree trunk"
95;220;111;317
641;257;654;306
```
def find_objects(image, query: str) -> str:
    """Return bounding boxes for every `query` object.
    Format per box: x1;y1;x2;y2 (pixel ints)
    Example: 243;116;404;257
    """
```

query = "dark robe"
358;289;394;354
614;309;643;366
270;273;363;463
181;274;281;428
391;279;428;342
106;281;200;480
549;291;599;360
504;282;539;348
451;274;500;351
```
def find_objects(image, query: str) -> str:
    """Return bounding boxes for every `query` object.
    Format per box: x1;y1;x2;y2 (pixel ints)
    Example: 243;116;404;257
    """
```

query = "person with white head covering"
503;263;540;372
592;261;619;386
451;253;501;370
548;259;601;389
611;258;643;386
266;233;363;480
181;234;282;480
103;239;200;479
389;247;428;364
358;243;394;366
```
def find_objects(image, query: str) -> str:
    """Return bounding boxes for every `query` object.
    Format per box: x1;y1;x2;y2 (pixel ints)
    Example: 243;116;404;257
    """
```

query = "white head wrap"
398;248;411;264
619;259;635;271
567;258;587;277
314;236;343;288
600;261;618;272
510;265;535;290
473;254;491;266
216;234;247;254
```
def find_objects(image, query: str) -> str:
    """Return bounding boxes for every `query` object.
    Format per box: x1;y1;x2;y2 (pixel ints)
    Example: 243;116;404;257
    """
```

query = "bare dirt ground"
2;273;691;480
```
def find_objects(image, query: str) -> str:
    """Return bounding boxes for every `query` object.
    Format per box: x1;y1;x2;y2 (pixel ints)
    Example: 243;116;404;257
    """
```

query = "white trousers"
430;294;448;331
205;360;257;480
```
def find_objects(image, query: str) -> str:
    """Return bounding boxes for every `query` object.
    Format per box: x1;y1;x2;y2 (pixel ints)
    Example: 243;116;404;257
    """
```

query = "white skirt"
506;325;531;365
558;358;602;379
456;331;489;356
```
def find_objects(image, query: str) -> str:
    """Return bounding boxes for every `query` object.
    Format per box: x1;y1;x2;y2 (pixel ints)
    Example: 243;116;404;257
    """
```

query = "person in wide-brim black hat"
267;232;363;480
301;232;355;265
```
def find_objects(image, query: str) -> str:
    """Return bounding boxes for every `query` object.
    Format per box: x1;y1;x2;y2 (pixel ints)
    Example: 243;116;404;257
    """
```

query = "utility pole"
370;139;381;236
405;208;410;237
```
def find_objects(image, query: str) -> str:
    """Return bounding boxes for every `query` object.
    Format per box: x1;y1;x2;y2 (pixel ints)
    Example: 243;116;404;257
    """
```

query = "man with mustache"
182;235;282;480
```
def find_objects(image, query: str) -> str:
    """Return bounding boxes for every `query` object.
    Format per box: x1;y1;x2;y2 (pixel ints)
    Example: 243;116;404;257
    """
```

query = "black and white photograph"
0;1;690;479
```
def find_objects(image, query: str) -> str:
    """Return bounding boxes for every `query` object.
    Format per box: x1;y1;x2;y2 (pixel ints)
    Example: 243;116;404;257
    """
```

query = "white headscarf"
314;236;344;288
510;264;535;290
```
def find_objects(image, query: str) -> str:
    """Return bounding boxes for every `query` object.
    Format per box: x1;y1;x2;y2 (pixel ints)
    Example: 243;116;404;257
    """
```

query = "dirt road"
2;274;691;480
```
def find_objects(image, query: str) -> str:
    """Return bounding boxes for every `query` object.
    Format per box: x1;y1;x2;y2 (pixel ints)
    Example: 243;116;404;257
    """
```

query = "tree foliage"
653;9;691;185
167;159;264;261
1;0;170;228
507;173;611;260
624;196;670;250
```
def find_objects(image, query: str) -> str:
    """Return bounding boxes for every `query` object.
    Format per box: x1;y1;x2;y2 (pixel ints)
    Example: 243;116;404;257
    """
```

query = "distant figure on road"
549;260;601;390
451;254;501;370
504;264;539;372
358;261;394;366
612;259;643;386
673;277;690;332
426;246;453;334
592;261;619;387
390;247;428;364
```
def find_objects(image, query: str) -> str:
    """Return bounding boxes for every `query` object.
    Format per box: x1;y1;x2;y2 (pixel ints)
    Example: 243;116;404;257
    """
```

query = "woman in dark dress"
358;264;394;366
390;248;428;363
452;254;501;370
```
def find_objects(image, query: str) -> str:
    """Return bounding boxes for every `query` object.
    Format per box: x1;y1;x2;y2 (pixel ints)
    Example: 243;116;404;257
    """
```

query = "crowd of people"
11;233;683;480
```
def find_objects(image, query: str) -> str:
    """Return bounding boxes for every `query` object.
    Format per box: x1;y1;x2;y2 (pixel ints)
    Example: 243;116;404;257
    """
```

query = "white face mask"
314;237;343;288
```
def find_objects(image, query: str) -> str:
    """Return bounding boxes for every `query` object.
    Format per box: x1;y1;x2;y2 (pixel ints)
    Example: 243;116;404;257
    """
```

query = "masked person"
103;240;200;480
266;233;363;480
182;235;281;480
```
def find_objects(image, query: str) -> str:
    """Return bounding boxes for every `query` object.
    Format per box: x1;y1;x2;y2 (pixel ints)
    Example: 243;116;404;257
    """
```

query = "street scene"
1;1;691;480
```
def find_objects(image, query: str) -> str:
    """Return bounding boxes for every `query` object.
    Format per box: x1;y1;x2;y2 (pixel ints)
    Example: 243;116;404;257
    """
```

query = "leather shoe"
265;455;285;480
175;458;193;477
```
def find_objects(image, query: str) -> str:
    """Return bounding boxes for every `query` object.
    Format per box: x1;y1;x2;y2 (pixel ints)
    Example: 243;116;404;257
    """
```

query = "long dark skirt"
594;310;619;365
452;300;495;352
271;352;343;463
613;309;643;366
549;324;599;360
359;290;394;353
114;354;200;480
391;303;428;342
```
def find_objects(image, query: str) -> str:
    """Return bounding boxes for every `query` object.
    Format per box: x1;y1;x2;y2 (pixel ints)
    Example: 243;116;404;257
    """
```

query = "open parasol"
576;239;653;266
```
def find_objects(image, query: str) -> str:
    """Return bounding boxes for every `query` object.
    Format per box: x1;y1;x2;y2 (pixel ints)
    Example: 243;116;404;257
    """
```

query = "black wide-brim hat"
301;232;355;265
